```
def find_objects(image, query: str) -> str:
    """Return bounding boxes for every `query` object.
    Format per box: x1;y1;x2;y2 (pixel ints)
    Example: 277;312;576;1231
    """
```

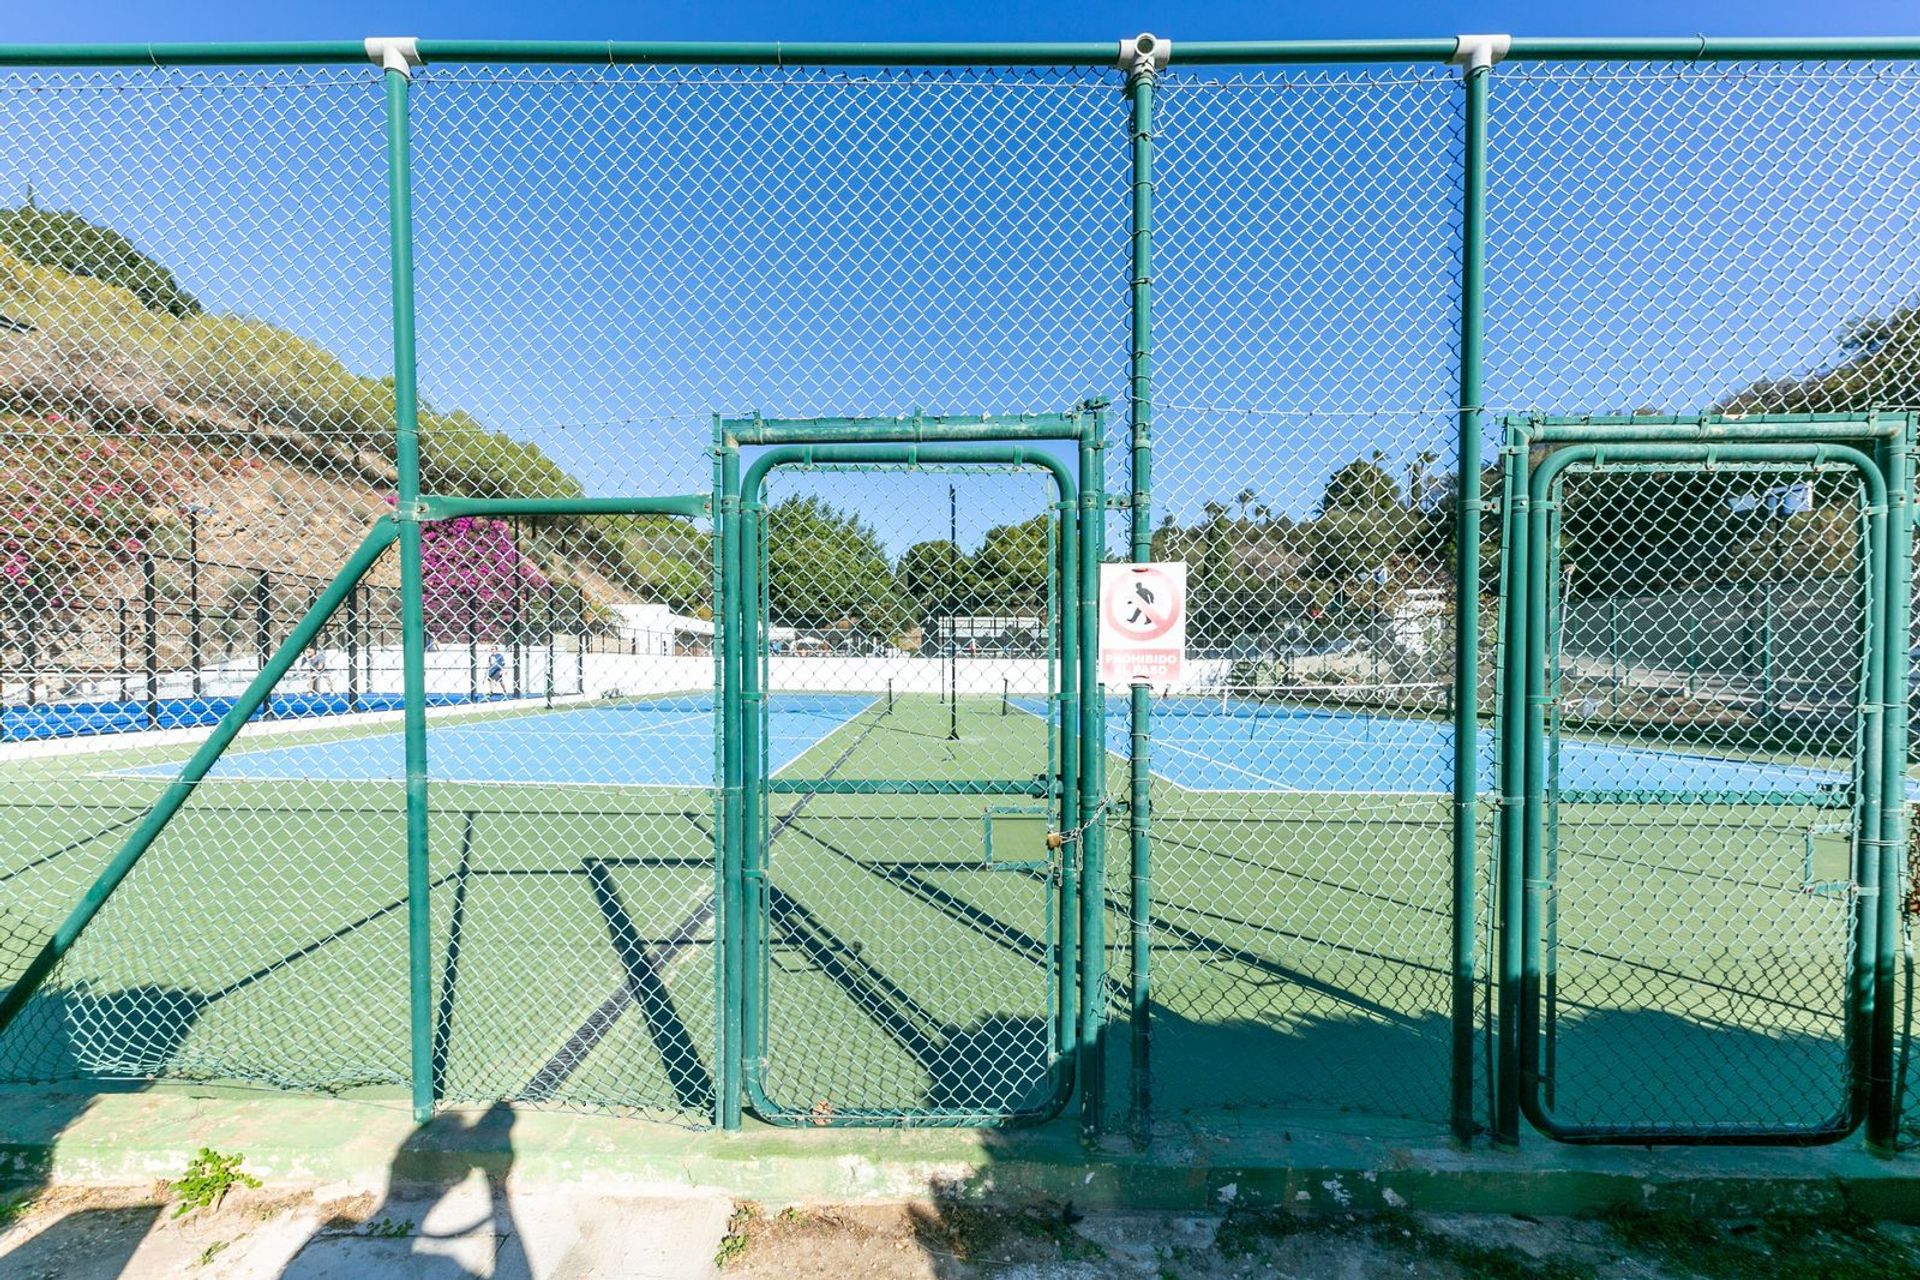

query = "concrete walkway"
2;1084;1918;1277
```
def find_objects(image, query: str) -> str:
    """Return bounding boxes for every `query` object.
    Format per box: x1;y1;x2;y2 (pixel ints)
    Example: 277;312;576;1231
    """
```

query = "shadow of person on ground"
0;984;206;1278
279;1102;529;1279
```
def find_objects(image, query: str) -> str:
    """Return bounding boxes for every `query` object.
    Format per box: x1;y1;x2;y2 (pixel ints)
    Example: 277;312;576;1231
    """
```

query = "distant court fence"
0;33;1917;1154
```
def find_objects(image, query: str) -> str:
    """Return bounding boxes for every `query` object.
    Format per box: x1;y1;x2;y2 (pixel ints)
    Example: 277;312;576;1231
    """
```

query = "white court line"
1145;735;1453;796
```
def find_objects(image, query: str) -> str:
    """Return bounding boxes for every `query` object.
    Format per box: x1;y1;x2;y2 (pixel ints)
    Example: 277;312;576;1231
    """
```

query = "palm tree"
1409;451;1438;510
1235;488;1255;521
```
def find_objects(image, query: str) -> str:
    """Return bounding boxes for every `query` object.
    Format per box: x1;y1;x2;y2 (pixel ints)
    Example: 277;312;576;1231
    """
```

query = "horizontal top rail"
417;494;709;520
1516;413;1906;443
725;409;1094;446
0;35;1917;69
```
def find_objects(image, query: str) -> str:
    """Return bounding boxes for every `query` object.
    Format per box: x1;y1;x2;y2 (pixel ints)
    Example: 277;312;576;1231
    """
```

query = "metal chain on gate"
1047;791;1124;850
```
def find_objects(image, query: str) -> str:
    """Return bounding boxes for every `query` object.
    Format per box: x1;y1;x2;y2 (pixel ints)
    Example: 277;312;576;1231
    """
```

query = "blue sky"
5;2;1920;552
8;0;1920;44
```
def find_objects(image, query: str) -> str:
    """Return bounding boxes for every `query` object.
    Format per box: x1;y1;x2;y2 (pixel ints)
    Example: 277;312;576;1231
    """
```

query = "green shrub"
0;206;200;317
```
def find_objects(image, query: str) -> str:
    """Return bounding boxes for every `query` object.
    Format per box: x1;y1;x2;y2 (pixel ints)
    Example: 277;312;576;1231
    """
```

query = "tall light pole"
179;503;215;697
948;483;960;742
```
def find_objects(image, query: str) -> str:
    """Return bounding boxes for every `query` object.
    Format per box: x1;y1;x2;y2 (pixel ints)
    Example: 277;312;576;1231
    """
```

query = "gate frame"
712;407;1111;1131
1494;412;1911;1148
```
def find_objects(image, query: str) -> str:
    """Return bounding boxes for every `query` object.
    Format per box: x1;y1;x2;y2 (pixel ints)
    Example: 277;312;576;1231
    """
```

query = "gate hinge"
1104;495;1133;511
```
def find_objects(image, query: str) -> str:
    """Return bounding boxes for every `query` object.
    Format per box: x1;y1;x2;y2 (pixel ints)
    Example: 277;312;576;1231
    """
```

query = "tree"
1319;454;1401;513
0;205;201;317
897;539;971;612
1305;506;1418;582
616;514;710;615
1720;304;1920;415
1730;506;1859;582
971;515;1052;613
765;497;909;636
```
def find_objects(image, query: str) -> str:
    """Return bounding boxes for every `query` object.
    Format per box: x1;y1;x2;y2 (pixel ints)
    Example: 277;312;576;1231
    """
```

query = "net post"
117;598;129;703
345;580;362;714
375;38;435;1125
1451;31;1502;1146
142;546;159;730
1123;44;1159;1148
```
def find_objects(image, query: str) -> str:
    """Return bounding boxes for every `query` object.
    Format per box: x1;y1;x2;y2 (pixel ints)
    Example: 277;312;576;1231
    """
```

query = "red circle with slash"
1103;566;1181;642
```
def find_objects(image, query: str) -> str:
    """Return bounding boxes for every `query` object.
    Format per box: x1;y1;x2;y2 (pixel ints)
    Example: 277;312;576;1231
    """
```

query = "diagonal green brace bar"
0;519;400;1040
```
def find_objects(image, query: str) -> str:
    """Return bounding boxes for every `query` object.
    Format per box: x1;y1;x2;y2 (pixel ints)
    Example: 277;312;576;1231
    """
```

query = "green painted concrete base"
1;1084;1915;1219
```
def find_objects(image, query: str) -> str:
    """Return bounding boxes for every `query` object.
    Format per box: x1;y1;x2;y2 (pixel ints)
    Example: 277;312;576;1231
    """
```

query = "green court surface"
0;690;1889;1137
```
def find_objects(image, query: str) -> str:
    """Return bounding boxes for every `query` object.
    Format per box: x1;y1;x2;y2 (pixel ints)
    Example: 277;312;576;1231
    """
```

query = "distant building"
610;604;715;656
922;614;1047;656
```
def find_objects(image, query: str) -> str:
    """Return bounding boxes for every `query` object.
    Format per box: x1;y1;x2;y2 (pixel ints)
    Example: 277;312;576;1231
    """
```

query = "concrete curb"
3;1087;1915;1218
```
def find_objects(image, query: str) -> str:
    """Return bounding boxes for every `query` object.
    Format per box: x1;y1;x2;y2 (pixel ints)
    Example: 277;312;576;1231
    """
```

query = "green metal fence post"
1058;467;1081;1069
1079;403;1109;1141
716;427;744;1130
375;38;435;1124
1495;431;1528;1148
1123;38;1160;1146
1871;418;1911;1150
1451;33;1501;1146
1519;443;1557;1144
739;480;769;1119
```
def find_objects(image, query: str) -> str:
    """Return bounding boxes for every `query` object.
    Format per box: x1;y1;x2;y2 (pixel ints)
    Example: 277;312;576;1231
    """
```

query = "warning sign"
1099;562;1187;688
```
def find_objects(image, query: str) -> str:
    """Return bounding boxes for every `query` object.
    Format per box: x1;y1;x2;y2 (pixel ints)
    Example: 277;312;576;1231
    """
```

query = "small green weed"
169;1147;261;1218
365;1216;413;1239
0;1192;33;1231
715;1200;760;1268
195;1240;230;1267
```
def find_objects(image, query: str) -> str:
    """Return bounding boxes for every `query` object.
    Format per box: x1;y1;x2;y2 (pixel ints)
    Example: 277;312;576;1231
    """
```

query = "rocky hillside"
0;209;707;628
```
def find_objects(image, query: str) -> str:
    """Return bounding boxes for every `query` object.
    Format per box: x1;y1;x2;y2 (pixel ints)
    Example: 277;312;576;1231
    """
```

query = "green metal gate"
1496;415;1912;1144
714;410;1109;1127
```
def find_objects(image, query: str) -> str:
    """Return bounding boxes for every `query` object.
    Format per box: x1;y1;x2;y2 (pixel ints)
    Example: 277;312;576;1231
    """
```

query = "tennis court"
0;681;1877;1132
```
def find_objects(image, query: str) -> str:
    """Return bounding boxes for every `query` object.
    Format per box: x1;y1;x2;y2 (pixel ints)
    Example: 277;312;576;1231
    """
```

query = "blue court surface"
128;694;876;788
3;690;482;743
1023;697;1861;796
116;689;1866;796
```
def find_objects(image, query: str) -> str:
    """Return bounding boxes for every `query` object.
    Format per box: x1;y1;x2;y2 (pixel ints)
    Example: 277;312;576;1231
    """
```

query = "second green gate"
1497;415;1911;1146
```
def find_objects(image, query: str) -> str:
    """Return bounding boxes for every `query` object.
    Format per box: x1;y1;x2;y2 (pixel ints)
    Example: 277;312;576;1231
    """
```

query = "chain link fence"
0;46;1916;1144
